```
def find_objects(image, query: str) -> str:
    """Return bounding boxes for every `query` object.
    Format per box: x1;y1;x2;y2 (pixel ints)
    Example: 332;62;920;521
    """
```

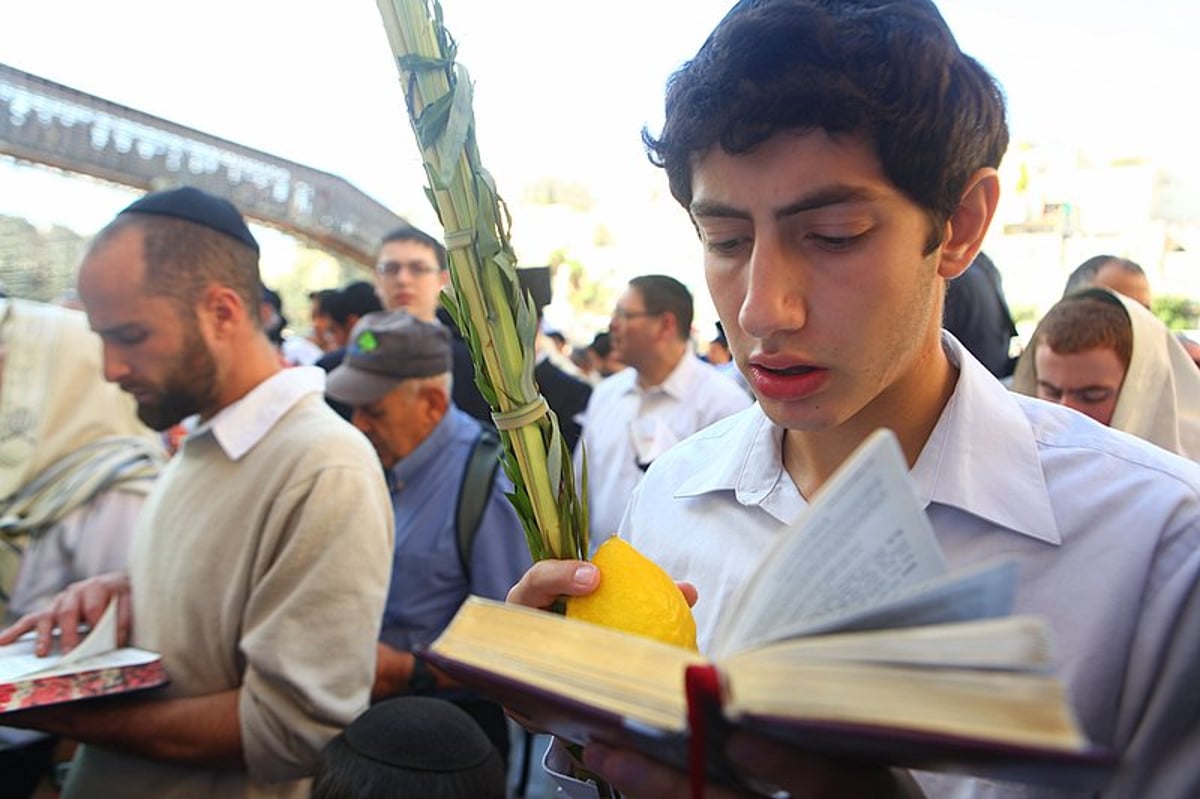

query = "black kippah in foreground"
343;696;495;772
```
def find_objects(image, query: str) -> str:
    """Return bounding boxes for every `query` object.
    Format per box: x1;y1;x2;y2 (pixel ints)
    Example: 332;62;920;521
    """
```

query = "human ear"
198;284;246;339
937;168;1000;280
421;383;450;421
659;311;680;341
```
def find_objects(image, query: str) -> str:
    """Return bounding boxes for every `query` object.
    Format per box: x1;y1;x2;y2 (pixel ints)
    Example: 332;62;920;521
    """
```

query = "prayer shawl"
0;299;164;616
1012;288;1200;461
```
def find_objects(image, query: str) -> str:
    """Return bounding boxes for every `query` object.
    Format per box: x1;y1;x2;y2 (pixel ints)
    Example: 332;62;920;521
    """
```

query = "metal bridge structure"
0;62;404;265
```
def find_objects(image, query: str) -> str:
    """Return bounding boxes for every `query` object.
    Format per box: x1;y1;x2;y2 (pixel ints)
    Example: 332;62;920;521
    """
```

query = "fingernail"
573;564;598;586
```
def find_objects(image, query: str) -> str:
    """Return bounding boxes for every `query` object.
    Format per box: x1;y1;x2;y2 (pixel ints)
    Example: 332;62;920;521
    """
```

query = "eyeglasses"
375;260;440;278
612;308;659;321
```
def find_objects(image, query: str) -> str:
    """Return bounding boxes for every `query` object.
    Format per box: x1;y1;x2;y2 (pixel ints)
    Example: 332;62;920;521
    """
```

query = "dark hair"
629;274;694;342
260;285;282;315
1063;255;1146;297
260;284;286;345
326;281;383;327
1036;289;1133;369
643;0;1008;249
91;213;263;327
590;331;613;357
381;225;448;271
310;288;338;315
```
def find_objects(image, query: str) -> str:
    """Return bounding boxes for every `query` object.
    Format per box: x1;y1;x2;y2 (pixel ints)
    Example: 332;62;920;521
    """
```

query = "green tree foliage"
1152;294;1200;331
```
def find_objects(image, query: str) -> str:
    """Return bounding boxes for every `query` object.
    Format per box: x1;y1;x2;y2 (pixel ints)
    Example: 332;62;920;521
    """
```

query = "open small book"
0;601;166;713
423;429;1115;790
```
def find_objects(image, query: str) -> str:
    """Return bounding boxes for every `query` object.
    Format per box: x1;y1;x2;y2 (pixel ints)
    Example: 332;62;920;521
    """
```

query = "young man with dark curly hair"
510;2;1200;797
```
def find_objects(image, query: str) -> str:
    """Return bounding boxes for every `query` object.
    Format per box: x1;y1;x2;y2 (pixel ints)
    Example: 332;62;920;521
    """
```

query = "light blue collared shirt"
380;405;531;652
623;334;1200;798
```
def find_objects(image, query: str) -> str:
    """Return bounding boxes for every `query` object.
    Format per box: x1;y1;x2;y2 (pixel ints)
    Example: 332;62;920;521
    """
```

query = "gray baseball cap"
326;310;452;406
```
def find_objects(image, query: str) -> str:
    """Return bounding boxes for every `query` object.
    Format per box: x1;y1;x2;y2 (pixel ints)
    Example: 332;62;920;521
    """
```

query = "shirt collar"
668;335;1061;544
672;405;800;524
914;334;1061;544
391;404;467;487
621;352;704;400
192;366;325;461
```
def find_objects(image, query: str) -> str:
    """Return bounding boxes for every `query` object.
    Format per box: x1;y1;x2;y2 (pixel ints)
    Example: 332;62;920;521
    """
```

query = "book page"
0;600;118;683
725;615;1053;673
774;559;1017;640
713;429;947;658
56;600;119;667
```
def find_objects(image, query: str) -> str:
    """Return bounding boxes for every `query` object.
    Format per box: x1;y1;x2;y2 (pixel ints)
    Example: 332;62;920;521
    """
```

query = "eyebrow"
92;322;144;340
689;184;879;222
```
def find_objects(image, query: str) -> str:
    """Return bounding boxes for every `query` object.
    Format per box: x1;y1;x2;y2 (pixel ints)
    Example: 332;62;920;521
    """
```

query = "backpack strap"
455;427;503;582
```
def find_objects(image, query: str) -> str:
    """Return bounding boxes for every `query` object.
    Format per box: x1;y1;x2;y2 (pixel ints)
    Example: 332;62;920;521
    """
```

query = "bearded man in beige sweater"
0;187;394;798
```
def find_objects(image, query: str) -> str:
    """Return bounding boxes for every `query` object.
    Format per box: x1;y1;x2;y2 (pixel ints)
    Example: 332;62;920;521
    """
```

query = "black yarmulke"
343;696;495;772
120;186;259;253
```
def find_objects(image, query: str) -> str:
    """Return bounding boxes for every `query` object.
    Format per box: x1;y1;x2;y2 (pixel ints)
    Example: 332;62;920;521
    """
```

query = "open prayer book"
0;601;166;713
423;429;1115;790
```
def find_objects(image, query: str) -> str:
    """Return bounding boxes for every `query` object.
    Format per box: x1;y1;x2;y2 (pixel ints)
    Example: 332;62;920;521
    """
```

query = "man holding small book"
510;1;1200;797
0;187;394;798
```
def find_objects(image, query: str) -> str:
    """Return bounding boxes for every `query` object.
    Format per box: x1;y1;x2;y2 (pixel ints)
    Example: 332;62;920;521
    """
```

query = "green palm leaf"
376;0;588;562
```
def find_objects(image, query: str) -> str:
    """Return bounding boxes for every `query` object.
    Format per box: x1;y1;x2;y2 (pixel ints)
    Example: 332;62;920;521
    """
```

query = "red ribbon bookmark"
685;663;723;799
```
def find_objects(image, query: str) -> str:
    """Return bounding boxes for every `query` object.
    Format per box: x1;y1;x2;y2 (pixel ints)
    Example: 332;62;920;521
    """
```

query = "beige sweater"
64;393;394;798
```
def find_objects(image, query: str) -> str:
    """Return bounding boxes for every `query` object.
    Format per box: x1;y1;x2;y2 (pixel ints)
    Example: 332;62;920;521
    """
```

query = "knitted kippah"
120;186;259;253
342;696;495;772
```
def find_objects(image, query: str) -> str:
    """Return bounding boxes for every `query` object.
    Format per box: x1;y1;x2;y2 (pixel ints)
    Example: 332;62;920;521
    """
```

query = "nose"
349;408;371;434
738;235;807;341
101;342;132;384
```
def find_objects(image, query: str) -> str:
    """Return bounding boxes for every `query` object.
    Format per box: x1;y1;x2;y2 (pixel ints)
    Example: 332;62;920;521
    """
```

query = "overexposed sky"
2;1;1198;260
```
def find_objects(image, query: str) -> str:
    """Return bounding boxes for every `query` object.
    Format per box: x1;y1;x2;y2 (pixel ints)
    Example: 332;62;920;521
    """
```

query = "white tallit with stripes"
0;299;165;616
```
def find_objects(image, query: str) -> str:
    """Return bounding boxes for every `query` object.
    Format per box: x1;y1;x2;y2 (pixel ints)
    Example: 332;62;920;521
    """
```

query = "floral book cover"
1;649;166;713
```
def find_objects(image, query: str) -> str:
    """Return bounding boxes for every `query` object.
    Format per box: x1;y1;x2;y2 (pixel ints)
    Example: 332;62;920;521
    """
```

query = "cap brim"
326;364;404;406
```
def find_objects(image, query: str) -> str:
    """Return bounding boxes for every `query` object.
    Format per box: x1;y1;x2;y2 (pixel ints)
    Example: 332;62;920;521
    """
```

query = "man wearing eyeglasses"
373;226;449;321
372;225;492;424
575;274;751;541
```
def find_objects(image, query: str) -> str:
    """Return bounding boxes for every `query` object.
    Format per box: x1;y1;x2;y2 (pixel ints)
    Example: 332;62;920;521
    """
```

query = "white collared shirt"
575;353;751;540
191;367;326;461
623;334;1200;797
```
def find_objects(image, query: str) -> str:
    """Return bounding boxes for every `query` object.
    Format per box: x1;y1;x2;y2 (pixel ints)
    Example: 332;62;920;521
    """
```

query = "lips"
748;359;829;402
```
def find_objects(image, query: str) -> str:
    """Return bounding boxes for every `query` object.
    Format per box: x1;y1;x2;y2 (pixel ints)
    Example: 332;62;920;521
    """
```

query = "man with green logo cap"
327;309;531;762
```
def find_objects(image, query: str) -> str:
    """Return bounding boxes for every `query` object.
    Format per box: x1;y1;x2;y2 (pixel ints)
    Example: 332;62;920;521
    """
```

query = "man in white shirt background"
575;274;750;540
